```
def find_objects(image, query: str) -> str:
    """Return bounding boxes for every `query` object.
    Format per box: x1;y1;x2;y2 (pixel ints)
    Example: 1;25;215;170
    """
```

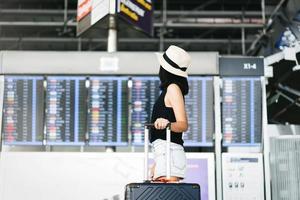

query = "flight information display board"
131;76;214;146
131;77;160;145
222;77;262;146
87;77;128;146
2;76;44;145
184;77;214;146
45;76;87;145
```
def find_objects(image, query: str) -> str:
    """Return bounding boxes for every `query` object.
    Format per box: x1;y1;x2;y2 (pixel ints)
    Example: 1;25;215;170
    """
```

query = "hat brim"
155;53;188;78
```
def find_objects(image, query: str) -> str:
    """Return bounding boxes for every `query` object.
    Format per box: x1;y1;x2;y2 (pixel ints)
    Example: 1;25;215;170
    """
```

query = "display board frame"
130;75;216;147
45;76;87;146
87;76;129;146
221;76;263;147
1;75;131;147
2;75;45;146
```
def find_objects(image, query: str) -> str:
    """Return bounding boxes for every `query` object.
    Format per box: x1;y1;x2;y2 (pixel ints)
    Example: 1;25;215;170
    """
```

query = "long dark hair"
159;66;189;95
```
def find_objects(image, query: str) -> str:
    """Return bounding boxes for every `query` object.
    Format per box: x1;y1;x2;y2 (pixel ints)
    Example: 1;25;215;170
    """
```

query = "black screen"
131;76;214;146
131;77;160;145
2;76;44;145
87;77;128;145
45;76;87;145
222;77;262;146
184;77;214;146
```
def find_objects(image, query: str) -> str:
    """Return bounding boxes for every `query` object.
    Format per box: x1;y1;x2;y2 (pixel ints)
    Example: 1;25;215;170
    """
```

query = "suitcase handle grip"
144;123;171;128
144;122;171;181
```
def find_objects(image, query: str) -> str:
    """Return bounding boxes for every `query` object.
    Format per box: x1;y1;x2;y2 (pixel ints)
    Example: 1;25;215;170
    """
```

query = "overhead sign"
219;56;264;76
77;0;92;22
117;0;153;36
77;0;153;36
77;0;110;36
91;0;110;25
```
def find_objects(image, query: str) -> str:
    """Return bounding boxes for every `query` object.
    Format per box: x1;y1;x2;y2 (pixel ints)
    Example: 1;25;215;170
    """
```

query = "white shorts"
152;139;187;179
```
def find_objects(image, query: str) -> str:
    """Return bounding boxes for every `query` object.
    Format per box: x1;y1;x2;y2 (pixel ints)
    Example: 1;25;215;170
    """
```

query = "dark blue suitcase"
125;182;200;200
125;124;201;200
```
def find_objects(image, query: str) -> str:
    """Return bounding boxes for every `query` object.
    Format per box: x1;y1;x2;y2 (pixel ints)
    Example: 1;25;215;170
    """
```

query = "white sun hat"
155;45;191;78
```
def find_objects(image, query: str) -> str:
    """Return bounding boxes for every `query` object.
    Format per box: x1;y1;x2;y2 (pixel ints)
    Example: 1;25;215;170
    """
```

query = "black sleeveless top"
150;89;184;146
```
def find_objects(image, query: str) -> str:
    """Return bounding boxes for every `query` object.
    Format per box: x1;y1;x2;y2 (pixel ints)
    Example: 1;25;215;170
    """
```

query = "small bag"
125;123;201;200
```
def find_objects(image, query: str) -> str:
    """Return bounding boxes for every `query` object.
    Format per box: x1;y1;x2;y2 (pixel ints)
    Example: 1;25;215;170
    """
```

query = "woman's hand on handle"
154;118;170;130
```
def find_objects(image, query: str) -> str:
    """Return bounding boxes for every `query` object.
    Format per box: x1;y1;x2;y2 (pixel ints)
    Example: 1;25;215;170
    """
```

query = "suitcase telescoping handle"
144;123;171;181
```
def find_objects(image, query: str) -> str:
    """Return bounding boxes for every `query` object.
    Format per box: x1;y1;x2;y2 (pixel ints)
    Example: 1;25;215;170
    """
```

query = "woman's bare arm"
165;84;188;132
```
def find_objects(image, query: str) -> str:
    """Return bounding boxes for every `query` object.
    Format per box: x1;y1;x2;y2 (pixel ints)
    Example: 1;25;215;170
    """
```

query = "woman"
150;45;191;183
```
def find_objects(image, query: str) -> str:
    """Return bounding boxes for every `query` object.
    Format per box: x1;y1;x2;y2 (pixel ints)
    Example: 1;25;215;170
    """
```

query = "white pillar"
262;77;271;200
214;77;223;200
107;0;117;52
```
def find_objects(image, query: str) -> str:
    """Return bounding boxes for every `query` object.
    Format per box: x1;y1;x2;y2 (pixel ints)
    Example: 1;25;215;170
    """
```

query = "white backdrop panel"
0;152;215;200
0;51;219;75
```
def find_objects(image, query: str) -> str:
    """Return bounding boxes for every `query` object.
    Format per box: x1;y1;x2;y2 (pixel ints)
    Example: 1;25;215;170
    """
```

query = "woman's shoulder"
167;83;180;90
167;83;182;95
